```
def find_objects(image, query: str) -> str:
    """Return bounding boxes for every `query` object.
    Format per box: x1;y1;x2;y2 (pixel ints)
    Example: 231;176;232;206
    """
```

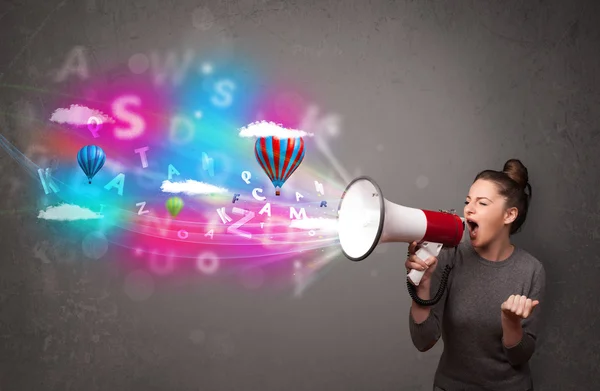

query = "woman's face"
463;179;518;248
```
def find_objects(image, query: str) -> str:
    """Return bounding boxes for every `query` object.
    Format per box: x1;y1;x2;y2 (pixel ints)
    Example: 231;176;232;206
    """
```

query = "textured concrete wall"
1;0;599;390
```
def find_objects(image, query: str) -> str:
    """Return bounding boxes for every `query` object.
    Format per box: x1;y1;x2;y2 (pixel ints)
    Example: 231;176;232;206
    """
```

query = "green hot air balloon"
166;196;184;218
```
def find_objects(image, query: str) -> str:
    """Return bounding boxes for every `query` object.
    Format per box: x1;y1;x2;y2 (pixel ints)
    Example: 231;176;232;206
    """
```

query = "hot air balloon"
254;136;305;196
165;196;184;218
77;145;106;184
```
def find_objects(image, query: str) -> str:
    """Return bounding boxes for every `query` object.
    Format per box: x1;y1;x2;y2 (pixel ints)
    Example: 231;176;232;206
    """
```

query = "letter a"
168;164;180;180
104;173;125;196
55;46;89;82
258;202;271;217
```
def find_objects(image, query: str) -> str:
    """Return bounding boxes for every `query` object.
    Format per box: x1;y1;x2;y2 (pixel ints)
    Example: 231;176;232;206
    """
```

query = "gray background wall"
1;0;599;390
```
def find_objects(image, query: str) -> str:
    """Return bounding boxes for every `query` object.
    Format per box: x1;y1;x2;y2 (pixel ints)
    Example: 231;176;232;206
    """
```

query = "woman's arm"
409;279;440;351
408;247;455;352
411;280;434;324
501;313;524;347
501;262;546;366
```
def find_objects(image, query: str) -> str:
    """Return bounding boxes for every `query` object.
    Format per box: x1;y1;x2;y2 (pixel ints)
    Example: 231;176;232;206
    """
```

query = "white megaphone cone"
337;176;465;287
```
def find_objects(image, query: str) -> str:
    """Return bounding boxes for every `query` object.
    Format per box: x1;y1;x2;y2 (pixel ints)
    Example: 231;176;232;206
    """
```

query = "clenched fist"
501;294;539;321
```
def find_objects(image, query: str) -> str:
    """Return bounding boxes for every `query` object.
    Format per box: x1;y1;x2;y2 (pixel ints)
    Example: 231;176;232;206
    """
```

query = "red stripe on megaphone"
421;210;464;247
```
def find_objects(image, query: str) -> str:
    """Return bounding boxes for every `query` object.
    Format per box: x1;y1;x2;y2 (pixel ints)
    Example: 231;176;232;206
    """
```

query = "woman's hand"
405;241;438;285
501;294;539;322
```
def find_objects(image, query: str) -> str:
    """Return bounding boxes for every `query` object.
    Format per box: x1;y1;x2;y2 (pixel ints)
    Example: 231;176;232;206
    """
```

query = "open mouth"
467;219;479;236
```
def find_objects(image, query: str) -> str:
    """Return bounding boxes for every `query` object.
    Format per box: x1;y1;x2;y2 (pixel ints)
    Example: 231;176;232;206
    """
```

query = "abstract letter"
37;168;60;194
113;95;145;140
55;46;89;82
134;146;150;168
104;173;125;196
227;207;255;239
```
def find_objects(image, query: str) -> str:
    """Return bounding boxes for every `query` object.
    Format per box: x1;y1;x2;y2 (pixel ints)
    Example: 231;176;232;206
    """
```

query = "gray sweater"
409;241;546;391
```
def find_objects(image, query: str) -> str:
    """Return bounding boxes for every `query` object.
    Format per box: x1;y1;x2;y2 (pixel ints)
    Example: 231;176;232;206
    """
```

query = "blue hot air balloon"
254;136;305;196
77;145;106;184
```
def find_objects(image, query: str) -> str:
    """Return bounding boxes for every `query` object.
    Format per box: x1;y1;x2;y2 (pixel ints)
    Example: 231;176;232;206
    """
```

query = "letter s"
112;95;145;140
211;79;235;108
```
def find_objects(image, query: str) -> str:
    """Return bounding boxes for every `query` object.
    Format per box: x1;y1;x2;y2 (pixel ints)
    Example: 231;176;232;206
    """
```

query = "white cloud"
103;159;126;173
160;180;228;195
38;203;104;221
238;120;313;139
289;217;338;232
49;104;115;126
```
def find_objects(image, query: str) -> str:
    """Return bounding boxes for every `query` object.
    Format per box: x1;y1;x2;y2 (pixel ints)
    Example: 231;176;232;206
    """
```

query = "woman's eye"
480;202;487;206
464;201;469;205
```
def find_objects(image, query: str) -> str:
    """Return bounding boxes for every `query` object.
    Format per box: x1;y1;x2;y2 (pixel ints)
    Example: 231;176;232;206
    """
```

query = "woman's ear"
504;207;518;225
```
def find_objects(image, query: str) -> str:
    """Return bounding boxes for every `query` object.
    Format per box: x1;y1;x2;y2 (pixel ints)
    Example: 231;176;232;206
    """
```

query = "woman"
406;159;546;391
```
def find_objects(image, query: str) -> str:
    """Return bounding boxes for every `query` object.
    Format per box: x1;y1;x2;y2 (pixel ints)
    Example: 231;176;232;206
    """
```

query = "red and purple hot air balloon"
254;135;305;196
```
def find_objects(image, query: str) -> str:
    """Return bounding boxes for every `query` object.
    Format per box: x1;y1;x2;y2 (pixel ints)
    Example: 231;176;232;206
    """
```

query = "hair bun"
502;159;529;190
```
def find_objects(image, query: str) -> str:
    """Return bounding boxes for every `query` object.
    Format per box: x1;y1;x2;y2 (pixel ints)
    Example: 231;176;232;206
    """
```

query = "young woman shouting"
407;159;546;391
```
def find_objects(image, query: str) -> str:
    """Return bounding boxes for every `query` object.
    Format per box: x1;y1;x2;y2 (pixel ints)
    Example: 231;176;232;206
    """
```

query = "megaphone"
337;176;465;306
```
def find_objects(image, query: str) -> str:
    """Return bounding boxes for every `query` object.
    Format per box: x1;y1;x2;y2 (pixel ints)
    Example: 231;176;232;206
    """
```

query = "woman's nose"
464;203;474;215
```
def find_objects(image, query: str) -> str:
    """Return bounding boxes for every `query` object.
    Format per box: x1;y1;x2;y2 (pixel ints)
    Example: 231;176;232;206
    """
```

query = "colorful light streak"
0;52;351;289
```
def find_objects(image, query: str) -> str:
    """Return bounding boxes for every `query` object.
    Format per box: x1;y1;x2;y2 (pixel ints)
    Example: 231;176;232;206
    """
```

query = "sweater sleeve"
502;261;546;366
408;246;456;352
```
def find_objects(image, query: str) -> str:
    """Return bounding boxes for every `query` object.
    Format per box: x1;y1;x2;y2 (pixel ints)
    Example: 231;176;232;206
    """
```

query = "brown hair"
474;159;532;235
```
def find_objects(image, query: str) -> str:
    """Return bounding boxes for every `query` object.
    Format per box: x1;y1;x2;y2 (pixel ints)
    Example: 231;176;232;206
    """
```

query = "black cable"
407;265;453;307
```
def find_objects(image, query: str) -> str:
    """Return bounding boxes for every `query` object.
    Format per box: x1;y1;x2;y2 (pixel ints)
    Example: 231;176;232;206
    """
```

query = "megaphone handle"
407;241;443;286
